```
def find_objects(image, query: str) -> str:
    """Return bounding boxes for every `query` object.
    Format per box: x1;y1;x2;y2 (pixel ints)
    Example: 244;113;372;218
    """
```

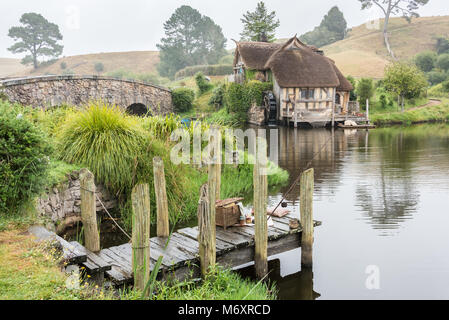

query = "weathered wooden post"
79;168;100;253
198;129;220;278
198;183;216;278
153;157;169;238
131;184;151;294
300;168;314;268
366;99;370;124
254;137;268;279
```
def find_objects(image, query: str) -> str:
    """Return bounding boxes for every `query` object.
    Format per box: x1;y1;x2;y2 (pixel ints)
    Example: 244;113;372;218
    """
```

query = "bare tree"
359;0;429;58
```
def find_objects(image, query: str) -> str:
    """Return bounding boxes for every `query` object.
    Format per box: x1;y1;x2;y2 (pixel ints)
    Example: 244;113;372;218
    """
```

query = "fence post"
254;138;268;279
198;184;216;278
300;168;314;268
366;99;370;124
131;184;151;295
153;157;169;238
79;168;100;253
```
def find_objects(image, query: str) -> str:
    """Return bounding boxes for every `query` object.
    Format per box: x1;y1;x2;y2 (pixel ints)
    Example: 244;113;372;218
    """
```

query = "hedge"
175;64;233;79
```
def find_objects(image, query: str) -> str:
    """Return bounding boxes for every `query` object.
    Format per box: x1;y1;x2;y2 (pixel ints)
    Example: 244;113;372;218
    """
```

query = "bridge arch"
0;75;173;116
126;103;149;117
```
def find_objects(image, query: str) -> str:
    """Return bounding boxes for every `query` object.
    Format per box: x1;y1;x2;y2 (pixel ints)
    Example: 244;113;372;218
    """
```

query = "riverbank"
370;99;449;126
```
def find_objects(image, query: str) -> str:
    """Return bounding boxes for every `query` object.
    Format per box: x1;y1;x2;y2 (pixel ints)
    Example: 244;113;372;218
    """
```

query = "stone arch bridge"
0;75;173;115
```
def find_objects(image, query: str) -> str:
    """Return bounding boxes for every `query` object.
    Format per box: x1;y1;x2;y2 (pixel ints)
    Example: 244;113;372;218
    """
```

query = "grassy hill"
0;58;31;77
322;16;449;78
1;51;160;77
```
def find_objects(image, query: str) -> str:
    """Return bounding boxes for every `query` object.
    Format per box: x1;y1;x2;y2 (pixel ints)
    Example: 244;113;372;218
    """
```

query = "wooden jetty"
29;152;321;288
29;216;321;286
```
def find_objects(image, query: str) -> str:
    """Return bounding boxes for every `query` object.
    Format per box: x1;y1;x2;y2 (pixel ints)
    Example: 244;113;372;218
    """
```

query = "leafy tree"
436;54;449;72
300;6;347;47
427;70;447;86
355;78;375;108
95;62;105;73
358;0;429;58
436;36;449;54
8;13;63;69
157;6;227;78
414;51;437;72
346;75;357;101
240;2;280;42
384;62;428;112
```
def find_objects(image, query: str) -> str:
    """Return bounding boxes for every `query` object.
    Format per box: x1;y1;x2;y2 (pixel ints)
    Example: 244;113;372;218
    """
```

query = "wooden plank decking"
29;214;321;286
100;213;321;286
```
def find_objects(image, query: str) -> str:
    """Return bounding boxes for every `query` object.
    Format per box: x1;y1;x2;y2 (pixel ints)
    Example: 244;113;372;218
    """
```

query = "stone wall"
0;75;173;115
37;170;117;235
247;104;266;126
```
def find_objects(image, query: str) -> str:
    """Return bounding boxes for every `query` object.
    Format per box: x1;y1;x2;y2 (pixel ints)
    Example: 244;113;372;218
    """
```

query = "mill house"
233;36;361;128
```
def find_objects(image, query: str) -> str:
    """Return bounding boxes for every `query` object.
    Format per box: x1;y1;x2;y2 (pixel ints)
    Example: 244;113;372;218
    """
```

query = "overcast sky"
0;0;447;58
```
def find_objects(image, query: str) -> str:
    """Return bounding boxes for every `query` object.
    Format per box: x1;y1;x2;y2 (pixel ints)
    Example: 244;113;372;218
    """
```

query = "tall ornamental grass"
57;102;146;195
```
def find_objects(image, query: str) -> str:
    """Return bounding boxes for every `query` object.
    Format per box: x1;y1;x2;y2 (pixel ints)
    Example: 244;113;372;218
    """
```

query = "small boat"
338;123;376;129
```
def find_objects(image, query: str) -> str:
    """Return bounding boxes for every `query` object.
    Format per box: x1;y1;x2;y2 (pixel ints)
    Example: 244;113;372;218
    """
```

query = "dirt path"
408;99;442;111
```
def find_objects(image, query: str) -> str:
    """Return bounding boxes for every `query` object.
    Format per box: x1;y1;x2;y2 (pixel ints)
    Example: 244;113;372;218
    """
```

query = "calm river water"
238;123;449;300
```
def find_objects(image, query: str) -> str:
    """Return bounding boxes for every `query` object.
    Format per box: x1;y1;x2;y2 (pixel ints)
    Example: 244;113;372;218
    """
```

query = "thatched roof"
235;36;353;91
234;41;282;70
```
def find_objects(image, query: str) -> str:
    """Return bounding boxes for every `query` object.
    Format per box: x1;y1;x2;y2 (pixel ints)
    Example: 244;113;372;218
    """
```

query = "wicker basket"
216;198;244;230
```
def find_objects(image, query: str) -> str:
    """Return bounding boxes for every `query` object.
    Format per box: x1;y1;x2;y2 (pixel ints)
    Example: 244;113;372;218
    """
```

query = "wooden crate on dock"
216;198;244;230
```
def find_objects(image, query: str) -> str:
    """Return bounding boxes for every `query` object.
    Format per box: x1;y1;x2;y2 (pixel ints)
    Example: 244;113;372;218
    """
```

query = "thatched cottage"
233;36;354;127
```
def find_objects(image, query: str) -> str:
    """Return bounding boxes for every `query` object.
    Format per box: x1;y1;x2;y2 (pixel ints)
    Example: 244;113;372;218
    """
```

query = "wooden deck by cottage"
29;213;321;286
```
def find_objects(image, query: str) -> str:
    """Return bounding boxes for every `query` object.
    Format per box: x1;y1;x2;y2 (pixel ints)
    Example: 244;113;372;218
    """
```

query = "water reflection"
237;259;320;300
270;125;449;233
245;124;449;299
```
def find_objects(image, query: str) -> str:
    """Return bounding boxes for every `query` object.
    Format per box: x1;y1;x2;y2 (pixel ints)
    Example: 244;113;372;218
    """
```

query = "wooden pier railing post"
300;168;314;268
254;138;268;279
198;183;216;278
79;168;100;253
131;184;151;294
153;157;169;238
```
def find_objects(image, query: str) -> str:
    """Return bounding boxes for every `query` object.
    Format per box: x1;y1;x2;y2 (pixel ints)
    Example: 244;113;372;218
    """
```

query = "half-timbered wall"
279;87;335;119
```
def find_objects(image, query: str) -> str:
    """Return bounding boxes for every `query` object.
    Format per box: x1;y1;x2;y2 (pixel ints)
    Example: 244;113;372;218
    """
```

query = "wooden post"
153;157;169;238
79;168;100;253
300;168;314;268
366;99;370;124
254;138;268;279
215;156;221;201
131;184;151;294
213;127;221;200
198;184;216;278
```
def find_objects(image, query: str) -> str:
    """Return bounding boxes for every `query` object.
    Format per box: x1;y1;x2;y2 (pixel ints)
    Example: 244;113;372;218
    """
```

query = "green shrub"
379;94;388;109
57;102;146;195
414;51;437;72
60;62;67;70
209;84;226;109
0;101;53;214
437;54;449;72
246;80;272;106
195;72;213;96
442;80;449;92
174;64;233;79
172;88;195;113
94;62;104;73
224;82;250;116
356;78;375;108
427;70;447;86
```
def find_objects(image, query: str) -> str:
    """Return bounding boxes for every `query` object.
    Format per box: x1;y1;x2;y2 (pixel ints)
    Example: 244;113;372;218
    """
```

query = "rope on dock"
79;186;132;240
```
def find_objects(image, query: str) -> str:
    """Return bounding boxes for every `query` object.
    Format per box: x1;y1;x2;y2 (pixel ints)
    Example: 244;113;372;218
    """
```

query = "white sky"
0;0;447;58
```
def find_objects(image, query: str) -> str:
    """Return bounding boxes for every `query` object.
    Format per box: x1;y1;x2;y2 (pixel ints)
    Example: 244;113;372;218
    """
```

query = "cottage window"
301;89;315;100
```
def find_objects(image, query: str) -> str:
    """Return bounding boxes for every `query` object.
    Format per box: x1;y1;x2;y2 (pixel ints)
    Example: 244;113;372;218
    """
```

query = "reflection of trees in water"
354;128;432;233
277;128;351;202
